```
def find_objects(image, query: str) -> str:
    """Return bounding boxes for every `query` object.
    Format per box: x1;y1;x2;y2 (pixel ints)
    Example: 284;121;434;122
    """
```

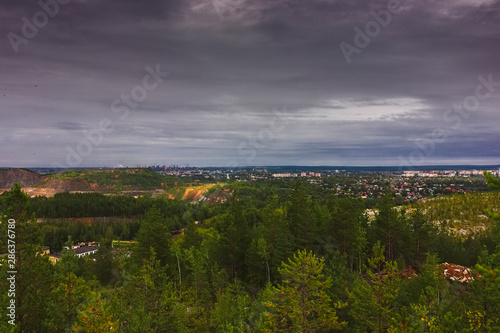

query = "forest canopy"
1;173;499;332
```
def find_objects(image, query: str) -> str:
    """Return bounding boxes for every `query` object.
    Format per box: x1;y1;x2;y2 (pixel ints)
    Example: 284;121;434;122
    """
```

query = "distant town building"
272;173;297;178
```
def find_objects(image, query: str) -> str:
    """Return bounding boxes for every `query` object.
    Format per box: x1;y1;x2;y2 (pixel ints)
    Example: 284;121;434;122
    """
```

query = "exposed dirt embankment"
182;184;217;201
23;178;100;197
0;169;41;189
199;187;233;204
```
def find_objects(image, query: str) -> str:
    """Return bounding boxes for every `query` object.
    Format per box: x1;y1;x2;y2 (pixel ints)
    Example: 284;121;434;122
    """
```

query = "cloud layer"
1;0;499;167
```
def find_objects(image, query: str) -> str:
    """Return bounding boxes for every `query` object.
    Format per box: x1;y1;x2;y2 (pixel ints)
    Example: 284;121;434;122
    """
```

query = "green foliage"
0;184;55;332
247;193;293;285
484;171;500;191
214;194;250;282
326;195;367;271
42;168;167;190
369;191;412;263
133;206;173;268
41;219;141;252
5;173;500;332
348;242;400;332
395;255;450;332
415;192;500;234
29;192;193;219
409;210;435;266
45;236;91;331
48;272;90;331
211;282;251;332
259;250;344;332
72;292;118;333
483;173;500;240
113;249;181;332
462;248;500;331
94;241;115;286
288;179;317;251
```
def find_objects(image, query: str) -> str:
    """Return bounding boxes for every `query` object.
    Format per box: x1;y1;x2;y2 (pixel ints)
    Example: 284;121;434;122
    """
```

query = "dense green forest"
1;173;499;332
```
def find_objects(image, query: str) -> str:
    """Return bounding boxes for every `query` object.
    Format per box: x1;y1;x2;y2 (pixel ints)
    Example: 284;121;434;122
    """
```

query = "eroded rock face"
0;169;41;189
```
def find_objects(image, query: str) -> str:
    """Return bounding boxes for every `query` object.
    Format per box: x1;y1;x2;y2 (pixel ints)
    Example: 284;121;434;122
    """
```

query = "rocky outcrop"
442;262;478;283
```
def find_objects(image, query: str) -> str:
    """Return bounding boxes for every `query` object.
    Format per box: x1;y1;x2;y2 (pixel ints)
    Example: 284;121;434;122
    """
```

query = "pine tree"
245;224;268;285
47;236;90;332
94;240;115;286
115;248;180;332
464;249;500;331
288;179;316;251
409;209;434;266
369;191;410;262
72;292;118;333
217;193;249;282
248;193;293;285
0;184;54;332
211;282;251;332
134;206;172;268
328;196;367;271
398;254;449;332
349;242;400;332
260;250;344;332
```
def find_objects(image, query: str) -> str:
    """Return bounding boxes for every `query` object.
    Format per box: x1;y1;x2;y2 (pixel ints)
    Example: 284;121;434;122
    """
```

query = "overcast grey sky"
1;0;499;168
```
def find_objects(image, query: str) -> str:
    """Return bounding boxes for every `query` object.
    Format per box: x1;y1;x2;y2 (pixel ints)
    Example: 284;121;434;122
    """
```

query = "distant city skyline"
1;0;499;168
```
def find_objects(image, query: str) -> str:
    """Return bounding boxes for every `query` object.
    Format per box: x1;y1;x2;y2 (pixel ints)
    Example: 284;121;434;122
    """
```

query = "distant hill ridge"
0;168;222;202
0;168;41;189
0;168;161;192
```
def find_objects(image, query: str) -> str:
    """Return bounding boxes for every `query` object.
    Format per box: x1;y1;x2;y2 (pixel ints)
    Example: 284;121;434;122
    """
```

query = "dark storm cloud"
1;0;499;167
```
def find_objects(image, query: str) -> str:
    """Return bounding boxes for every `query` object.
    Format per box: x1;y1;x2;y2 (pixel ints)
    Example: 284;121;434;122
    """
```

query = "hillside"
414;192;500;235
36;168;167;190
0;168;227;202
0;168;42;189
